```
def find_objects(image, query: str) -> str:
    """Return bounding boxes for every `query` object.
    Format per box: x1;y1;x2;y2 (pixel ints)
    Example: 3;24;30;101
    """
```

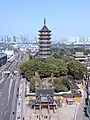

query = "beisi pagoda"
38;18;52;58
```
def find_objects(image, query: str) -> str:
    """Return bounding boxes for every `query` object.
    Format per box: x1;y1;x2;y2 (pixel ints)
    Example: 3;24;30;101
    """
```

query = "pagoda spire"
44;18;46;26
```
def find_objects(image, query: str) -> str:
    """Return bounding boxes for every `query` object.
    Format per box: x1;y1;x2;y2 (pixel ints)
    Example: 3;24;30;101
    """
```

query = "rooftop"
62;93;73;98
0;52;7;58
36;88;54;97
74;52;86;57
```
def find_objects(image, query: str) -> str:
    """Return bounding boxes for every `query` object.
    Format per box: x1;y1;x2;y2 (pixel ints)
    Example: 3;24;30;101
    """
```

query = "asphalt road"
10;74;20;120
0;76;12;120
76;89;89;120
0;54;22;120
2;77;15;120
0;77;8;92
0;52;27;120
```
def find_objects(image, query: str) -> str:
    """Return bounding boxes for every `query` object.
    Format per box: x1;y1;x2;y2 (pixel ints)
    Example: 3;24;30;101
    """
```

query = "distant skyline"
0;0;90;42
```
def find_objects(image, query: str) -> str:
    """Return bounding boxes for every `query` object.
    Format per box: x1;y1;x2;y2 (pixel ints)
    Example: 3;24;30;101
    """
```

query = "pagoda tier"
38;18;52;58
39;37;51;40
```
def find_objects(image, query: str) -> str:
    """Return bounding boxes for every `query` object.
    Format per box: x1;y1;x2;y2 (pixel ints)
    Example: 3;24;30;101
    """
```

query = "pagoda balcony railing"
39;48;51;51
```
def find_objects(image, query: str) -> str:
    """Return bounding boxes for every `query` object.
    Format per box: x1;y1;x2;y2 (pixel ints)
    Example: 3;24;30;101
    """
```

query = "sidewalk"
16;78;25;120
24;103;30;120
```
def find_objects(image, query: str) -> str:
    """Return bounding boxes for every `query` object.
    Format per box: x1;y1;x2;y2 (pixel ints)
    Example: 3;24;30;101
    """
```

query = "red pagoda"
38;18;52;58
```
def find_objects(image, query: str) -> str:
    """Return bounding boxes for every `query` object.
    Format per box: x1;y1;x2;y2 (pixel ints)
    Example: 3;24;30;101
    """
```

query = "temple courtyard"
24;102;80;120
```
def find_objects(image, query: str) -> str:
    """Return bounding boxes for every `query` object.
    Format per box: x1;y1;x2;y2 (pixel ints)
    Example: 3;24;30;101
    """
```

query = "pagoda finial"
44;18;46;26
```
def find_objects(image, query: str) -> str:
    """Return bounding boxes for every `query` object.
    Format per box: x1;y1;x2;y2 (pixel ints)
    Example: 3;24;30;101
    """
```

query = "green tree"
20;58;69;79
60;49;66;55
67;61;87;80
54;76;70;92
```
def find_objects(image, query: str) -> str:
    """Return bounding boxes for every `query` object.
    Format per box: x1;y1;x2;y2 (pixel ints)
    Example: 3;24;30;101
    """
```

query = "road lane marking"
0;75;11;98
7;77;13;104
4;111;7;116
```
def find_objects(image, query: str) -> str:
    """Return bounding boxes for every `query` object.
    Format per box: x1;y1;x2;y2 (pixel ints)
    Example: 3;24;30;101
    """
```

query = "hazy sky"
0;0;90;41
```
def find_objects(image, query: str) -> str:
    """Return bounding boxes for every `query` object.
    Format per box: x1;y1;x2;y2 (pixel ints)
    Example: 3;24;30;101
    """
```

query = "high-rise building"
38;18;52;58
13;36;16;42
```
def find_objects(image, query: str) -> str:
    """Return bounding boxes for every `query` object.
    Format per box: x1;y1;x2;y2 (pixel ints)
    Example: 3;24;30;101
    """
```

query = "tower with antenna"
38;18;52;58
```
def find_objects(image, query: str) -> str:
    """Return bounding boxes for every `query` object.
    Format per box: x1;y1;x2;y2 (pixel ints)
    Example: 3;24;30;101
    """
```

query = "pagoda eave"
39;53;51;55
39;45;51;47
39;37;51;40
39;30;51;33
39;42;51;44
38;34;51;36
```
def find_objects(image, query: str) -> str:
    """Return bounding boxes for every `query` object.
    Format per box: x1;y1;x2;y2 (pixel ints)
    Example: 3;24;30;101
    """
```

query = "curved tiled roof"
39;26;51;32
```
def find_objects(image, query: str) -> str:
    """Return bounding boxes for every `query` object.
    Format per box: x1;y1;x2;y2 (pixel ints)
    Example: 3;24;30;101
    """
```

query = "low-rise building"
4;50;14;58
73;52;87;63
0;52;7;67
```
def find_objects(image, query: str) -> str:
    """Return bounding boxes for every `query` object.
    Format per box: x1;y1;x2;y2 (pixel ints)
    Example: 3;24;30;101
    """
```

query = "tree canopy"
54;76;70;92
67;61;87;80
20;58;68;78
20;57;87;92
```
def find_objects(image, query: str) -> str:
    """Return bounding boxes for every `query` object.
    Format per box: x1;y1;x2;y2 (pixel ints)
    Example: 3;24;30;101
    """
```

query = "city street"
0;53;23;120
0;75;14;120
10;73;20;120
3;77;16;120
